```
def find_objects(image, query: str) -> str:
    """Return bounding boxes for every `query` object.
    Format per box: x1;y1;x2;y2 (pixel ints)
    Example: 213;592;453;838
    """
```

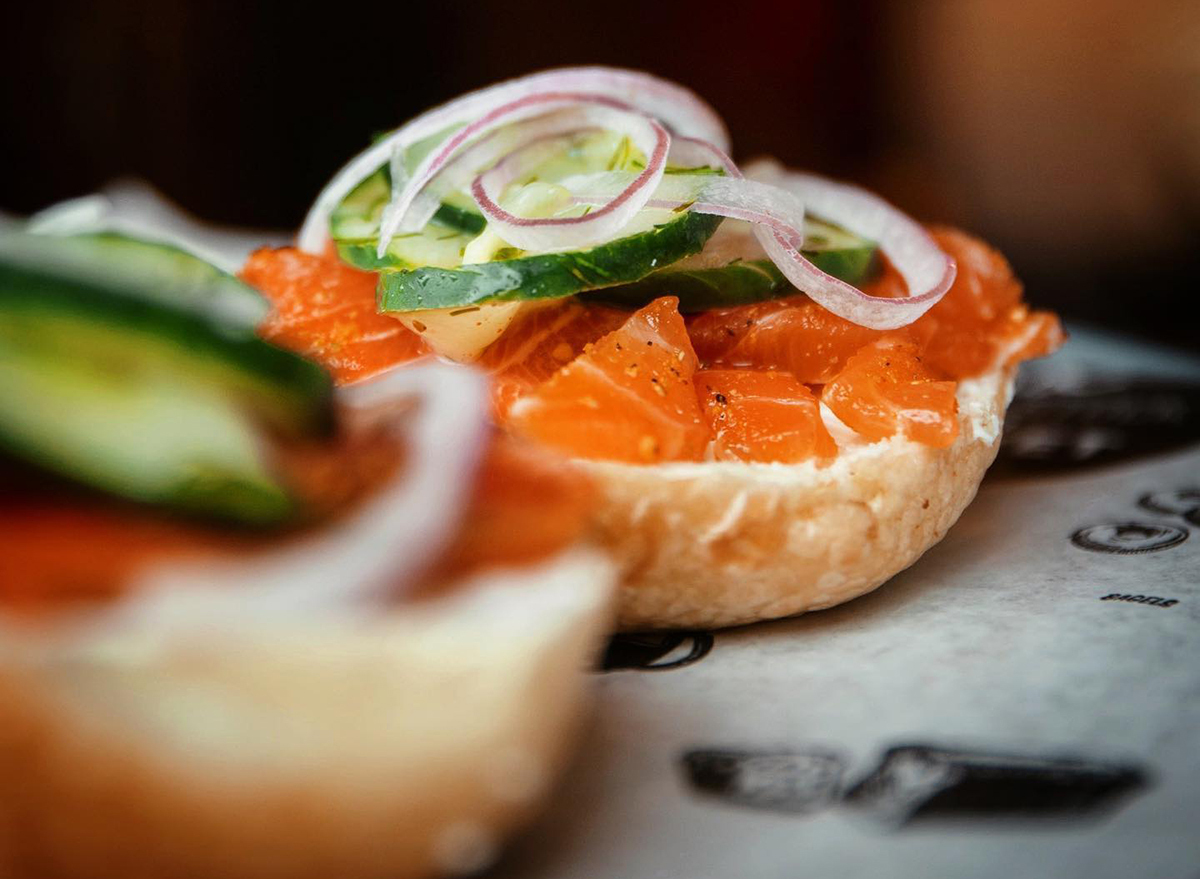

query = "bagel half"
0;550;614;879
583;367;1014;629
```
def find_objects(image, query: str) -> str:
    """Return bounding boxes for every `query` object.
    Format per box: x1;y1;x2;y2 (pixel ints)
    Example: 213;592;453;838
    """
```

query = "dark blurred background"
3;0;1197;349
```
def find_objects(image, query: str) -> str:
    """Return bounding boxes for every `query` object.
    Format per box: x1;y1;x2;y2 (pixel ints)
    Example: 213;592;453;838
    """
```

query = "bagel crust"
0;550;614;879
583;368;1015;630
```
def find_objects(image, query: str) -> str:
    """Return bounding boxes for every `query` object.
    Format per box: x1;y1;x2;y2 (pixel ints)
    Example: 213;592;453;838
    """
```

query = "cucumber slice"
377;209;723;312
16;230;271;328
0;231;334;525
331;169;478;271
334;130;725;312
432;195;487;235
0;344;293;525
330;130;657;273
587;258;787;312
583;218;878;312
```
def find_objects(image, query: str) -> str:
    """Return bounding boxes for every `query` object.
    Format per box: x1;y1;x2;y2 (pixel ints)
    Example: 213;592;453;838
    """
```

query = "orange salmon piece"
507;296;710;463
993;306;1067;367
479;301;627;418
822;339;959;448
695;369;836;463
689;297;885;383
925;226;1023;327
418;433;596;588
687;229;1061;385
913;227;1063;377
0;433;592;614
241;247;426;384
0;502;263;613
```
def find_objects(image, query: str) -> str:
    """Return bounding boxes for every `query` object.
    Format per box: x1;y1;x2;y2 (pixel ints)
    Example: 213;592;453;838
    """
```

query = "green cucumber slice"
335;130;728;312
583;218;878;312
0;231;334;525
330;130;660;273
377;209;724;312
17;230;272;328
331;169;478;271
586;257;787;311
0;344;294;525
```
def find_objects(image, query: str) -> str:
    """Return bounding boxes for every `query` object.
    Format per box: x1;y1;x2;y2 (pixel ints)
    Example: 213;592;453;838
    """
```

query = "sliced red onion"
747;158;956;329
565;140;954;329
469;106;669;252
392;109;610;241
377;93;672;258
388;140;411;197
298;67;726;254
110;364;491;629
562;170;807;246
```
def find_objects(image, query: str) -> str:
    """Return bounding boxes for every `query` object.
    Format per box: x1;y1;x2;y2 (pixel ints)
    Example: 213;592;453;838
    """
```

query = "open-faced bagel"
0;550;614;879
583;368;1013;630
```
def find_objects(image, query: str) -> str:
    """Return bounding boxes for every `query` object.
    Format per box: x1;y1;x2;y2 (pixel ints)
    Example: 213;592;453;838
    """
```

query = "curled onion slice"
115;364;491;629
298;67;726;255
377;93;670;258
746;157;956;329
388;112;592;236
564;141;954;329
469;106;669;252
561;170;807;246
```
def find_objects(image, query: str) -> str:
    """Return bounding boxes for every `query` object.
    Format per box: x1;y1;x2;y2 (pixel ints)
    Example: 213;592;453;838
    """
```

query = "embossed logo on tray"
680;743;1149;826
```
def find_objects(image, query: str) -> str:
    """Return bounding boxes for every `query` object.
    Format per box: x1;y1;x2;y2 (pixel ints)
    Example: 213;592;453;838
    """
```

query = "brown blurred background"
3;0;1197;349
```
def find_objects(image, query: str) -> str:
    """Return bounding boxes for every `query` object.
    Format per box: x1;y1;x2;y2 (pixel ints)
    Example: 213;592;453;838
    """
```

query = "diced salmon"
822;339;960;447
0;435;592;614
479;301;627;418
695;369;836;463
507;297;710;463
689;297;886;383
416;433;596;589
910;227;1063;378
241;247;427;384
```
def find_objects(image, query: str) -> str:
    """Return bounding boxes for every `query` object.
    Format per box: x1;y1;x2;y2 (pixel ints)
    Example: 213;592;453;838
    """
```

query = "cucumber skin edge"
582;247;879;312
0;261;335;438
375;212;724;312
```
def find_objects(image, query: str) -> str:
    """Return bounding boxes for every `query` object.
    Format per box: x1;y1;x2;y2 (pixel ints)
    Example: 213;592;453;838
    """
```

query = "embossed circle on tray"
1070;522;1188;554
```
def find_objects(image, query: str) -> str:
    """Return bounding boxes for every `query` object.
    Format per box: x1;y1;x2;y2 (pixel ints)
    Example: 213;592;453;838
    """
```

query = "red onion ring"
746;157;956;329
561;169;808;245
469;106;669;252
298;68;952;330
116;365;491;628
298;67;726;254
390;108;620;243
377;93;672;258
565;140;954;329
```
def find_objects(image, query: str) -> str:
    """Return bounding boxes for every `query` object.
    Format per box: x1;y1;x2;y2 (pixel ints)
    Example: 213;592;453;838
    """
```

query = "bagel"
583;367;1013;629
241;68;1064;635
0;549;614;879
0;222;618;878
